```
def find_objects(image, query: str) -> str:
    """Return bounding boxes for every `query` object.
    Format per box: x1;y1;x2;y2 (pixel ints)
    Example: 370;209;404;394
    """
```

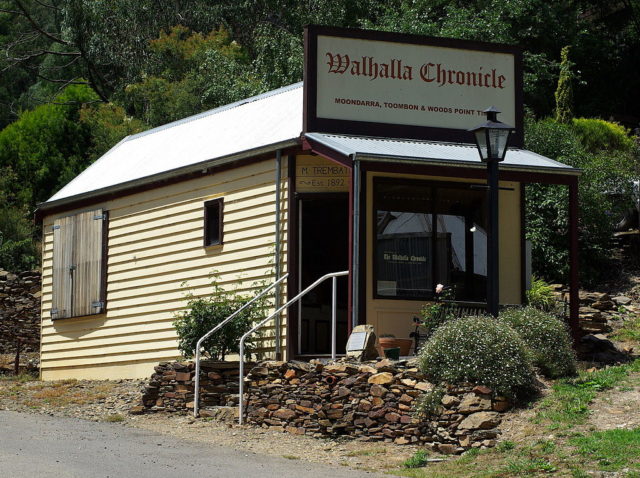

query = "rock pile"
551;285;638;334
0;270;41;355
245;360;510;452
138;360;248;414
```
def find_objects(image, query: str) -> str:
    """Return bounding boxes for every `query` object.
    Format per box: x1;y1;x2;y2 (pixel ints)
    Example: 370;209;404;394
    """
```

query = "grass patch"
502;457;557;475
0;372;38;383
570;428;640;472
0;378;116;409
403;450;429;469
344;447;387;457
612;314;640;343
103;414;125;423
534;360;639;428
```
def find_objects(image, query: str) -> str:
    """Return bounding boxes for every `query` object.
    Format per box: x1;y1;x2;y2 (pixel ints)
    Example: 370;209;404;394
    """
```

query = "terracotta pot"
378;337;413;356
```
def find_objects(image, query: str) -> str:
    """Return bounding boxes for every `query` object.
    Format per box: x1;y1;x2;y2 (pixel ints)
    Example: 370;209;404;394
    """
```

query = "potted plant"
378;334;414;356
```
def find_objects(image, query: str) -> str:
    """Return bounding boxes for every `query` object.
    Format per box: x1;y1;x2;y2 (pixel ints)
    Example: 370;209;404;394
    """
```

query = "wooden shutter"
72;209;106;317
51;215;75;319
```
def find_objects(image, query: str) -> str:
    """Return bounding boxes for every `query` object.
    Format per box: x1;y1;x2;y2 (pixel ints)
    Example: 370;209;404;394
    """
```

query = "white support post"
331;276;338;360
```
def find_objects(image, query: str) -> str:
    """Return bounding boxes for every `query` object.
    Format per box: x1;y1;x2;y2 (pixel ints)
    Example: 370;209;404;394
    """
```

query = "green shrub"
525;116;638;286
418;316;536;399
172;275;268;360
413;385;445;418
500;307;577;378
418;285;455;339
526;276;556;311
403;449;429;468
571;118;636;153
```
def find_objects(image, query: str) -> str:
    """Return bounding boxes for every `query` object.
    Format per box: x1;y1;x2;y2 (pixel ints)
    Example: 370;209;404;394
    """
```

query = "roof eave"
357;153;582;176
36;137;301;221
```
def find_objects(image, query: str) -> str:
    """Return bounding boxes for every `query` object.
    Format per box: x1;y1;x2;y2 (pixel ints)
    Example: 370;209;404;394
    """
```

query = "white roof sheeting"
46;82;304;203
305;133;580;174
43;81;578;208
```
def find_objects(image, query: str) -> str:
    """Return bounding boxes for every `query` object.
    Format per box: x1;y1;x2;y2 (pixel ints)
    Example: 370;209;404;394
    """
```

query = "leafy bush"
525;116;638;286
413;385;445;418
500;307;577;378
403;449;429;469
572;118;637;154
526;276;556;311
418;316;536;399
172;275;268;360
418;284;455;339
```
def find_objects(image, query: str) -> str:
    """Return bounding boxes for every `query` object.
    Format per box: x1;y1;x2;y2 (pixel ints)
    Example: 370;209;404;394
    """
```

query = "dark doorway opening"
298;195;349;356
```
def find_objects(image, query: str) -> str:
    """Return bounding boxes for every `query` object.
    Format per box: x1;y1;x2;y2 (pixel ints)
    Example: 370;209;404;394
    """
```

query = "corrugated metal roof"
46;82;304;203
43;81;578;209
305;133;580;174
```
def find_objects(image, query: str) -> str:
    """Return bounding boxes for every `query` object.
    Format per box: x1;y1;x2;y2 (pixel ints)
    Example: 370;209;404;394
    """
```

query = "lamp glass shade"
488;127;510;160
474;129;489;160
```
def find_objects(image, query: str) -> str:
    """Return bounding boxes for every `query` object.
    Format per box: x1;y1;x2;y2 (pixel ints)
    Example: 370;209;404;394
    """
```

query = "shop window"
204;198;223;246
51;209;108;319
374;179;487;301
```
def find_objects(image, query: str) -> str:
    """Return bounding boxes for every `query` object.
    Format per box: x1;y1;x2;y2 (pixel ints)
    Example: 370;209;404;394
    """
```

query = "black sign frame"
303;25;524;148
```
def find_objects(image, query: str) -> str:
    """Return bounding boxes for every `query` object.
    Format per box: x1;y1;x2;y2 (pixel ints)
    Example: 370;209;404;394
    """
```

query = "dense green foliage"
172;277;267;361
499;307;577;378
525;277;556;311
0;0;638;275
524;116;638;285
418;315;536;399
554;46;574;123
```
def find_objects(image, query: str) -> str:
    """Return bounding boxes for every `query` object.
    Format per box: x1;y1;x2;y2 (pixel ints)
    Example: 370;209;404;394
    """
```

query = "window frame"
204;198;224;247
372;177;487;302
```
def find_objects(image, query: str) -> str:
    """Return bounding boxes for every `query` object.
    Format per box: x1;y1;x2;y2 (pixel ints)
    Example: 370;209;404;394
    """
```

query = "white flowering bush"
418;316;536;400
500;306;577;378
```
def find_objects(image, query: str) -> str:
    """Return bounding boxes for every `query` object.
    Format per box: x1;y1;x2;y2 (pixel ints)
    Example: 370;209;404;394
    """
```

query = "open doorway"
298;195;349;356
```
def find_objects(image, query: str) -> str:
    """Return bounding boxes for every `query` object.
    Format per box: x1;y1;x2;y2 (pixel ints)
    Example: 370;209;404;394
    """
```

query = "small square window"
204;198;223;246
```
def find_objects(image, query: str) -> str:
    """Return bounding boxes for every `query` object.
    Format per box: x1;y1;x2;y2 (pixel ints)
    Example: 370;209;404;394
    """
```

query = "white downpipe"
193;273;288;418
238;270;348;425
331;276;338;361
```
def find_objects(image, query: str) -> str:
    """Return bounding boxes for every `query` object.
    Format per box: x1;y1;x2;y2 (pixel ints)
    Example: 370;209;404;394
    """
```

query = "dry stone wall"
138;360;249;414
138;358;512;453
0;270;41;354
245;360;511;453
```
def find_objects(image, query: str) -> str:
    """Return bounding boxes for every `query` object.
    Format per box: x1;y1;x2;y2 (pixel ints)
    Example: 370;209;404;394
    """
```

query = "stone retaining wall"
245;360;510;453
138;358;512;452
139;360;249;413
0;270;41;354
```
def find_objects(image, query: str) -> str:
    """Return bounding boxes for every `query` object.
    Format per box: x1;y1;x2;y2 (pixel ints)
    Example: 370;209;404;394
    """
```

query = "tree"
0;83;98;207
555;46;574;123
525;116;639;286
121;26;266;127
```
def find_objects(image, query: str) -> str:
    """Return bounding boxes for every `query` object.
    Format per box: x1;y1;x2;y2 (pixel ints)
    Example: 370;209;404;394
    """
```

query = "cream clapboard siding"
40;158;288;380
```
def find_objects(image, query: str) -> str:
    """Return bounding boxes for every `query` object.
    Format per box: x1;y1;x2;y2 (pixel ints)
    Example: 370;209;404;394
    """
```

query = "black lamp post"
469;107;514;317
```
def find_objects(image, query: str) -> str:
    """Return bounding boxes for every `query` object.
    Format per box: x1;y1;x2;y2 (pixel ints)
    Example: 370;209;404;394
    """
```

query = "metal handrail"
193;273;288;417
238;270;348;424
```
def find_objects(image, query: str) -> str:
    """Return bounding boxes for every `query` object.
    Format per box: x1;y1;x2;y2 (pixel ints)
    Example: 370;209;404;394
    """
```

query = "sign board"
346;331;368;352
304;26;523;147
296;155;349;192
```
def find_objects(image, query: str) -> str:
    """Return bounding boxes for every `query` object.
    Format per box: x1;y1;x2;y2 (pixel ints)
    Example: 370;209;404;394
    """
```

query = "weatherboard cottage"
36;26;580;380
